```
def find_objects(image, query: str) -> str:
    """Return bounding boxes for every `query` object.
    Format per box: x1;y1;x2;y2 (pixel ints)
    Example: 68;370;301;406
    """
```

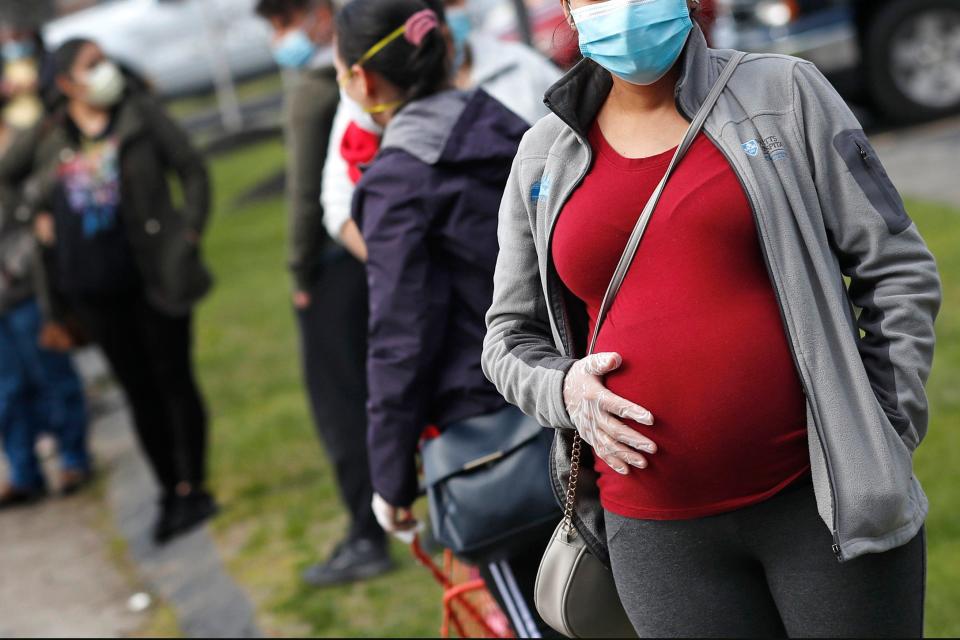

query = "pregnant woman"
482;0;941;636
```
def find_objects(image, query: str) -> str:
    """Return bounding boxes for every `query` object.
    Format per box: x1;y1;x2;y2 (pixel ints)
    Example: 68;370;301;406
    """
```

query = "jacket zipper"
855;141;902;219
704;129;845;562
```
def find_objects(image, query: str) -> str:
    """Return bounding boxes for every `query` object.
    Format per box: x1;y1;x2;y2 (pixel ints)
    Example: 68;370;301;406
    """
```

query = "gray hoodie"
482;26;941;564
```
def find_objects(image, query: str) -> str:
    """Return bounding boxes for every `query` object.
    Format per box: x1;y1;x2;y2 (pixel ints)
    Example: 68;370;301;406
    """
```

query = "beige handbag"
534;52;746;639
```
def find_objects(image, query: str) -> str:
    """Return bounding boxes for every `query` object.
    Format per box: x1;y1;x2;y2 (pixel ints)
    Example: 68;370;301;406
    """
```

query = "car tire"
864;0;960;122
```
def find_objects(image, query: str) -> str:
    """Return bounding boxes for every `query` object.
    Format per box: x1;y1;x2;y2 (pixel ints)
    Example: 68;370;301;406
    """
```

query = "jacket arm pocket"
833;129;911;234
793;62;942;448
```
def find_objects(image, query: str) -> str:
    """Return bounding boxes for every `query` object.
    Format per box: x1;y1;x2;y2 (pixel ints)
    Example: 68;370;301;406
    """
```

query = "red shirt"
552;123;811;520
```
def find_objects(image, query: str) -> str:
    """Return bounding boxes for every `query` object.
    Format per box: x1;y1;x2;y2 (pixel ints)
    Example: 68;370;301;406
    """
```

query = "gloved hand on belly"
563;352;657;475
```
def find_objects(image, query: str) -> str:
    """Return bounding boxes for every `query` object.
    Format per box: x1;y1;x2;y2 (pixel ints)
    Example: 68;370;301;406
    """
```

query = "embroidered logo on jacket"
743;136;788;161
530;174;553;204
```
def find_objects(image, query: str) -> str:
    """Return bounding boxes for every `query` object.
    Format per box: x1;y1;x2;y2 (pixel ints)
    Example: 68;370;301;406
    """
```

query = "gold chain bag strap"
533;53;746;638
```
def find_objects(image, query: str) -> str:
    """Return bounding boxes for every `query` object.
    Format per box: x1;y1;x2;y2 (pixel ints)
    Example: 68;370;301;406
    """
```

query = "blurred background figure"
0;0;57;139
0;24;50;134
255;0;393;588
0;6;92;511
0;37;216;544
321;0;561;261
0;175;91;508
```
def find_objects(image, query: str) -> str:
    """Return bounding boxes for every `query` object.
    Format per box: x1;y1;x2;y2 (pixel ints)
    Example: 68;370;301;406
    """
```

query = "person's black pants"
75;295;207;496
296;254;382;544
479;525;563;639
606;477;926;638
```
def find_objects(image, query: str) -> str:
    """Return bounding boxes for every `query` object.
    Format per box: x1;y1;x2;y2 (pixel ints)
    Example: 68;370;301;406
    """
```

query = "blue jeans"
0;299;90;489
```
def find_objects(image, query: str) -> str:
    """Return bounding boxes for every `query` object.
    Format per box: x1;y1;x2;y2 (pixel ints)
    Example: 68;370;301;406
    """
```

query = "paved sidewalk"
0;397;146;637
0;489;145;638
0;350;261;638
96;388;261;638
872;115;960;208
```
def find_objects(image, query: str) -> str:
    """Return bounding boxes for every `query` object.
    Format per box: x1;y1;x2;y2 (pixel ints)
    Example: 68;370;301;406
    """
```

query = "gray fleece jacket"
482;26;942;564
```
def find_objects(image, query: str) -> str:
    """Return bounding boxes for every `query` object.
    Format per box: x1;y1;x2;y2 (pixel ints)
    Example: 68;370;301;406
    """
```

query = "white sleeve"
321;102;356;242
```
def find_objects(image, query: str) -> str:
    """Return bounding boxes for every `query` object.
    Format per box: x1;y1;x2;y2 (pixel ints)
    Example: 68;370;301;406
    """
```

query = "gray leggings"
605;479;926;638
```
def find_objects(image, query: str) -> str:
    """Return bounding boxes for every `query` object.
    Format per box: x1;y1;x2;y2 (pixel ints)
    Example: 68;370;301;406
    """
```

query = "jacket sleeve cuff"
552;360;577;431
373;473;419;509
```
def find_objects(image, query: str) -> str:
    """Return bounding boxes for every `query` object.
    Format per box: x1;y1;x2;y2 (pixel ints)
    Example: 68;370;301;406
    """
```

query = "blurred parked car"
712;0;960;122
43;0;276;97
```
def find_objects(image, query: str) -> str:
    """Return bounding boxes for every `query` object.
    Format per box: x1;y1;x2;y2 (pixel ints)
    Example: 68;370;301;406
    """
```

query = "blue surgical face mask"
2;39;36;62
572;0;693;86
273;28;317;69
446;8;472;70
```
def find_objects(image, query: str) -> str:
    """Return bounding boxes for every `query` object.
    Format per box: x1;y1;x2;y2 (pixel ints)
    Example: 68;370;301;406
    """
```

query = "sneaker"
302;538;394;587
153;491;219;545
59;469;94;496
0;483;47;510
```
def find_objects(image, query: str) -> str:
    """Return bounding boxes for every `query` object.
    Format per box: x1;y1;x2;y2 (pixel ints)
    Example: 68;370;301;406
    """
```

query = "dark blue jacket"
352;89;528;506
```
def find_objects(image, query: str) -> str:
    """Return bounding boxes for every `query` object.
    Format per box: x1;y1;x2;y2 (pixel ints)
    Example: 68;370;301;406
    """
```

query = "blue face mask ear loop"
445;9;472;72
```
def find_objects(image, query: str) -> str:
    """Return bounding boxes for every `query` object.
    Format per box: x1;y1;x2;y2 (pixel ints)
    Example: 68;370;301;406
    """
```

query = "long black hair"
48;37;150;108
335;0;450;104
52;37;92;79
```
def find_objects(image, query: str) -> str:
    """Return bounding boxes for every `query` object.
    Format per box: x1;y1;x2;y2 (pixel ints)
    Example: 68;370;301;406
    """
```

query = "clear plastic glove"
563;352;656;475
371;493;420;544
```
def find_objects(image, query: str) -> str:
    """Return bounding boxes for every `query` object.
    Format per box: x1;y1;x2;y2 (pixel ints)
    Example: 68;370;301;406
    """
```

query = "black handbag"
422;404;561;563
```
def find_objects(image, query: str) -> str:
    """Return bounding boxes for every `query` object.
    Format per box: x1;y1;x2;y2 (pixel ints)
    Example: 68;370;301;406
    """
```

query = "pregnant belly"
592;299;811;519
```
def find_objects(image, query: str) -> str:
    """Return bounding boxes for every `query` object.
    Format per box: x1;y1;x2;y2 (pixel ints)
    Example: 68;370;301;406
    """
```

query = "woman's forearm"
339;219;368;263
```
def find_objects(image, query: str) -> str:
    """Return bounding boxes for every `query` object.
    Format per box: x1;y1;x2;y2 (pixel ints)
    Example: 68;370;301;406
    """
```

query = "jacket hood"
543;24;719;137
380;88;528;166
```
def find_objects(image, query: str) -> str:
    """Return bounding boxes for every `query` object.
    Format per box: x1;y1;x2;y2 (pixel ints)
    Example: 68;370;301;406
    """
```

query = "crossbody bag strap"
562;53;746;535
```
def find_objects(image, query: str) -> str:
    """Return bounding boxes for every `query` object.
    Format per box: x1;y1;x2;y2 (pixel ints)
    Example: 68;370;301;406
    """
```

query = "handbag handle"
562;53;746;535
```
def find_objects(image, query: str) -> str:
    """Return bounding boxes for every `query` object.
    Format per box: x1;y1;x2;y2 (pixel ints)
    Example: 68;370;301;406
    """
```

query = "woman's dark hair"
336;0;449;104
52;37;94;79
256;0;332;20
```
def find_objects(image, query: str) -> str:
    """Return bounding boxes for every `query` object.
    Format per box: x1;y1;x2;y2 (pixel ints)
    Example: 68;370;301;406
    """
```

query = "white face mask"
338;87;383;134
83;61;125;108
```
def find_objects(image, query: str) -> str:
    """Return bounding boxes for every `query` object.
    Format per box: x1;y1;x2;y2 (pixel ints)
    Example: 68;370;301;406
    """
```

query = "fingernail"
633;410;653;424
641;443;656;454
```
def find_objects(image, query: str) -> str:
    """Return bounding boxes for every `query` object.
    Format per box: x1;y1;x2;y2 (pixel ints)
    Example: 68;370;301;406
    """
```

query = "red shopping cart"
410;536;515;638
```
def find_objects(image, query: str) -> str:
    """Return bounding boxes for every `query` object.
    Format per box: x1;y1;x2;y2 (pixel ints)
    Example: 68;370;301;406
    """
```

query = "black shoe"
0;483;46;510
59;468;94;496
302;538;394;587
153;491;219;545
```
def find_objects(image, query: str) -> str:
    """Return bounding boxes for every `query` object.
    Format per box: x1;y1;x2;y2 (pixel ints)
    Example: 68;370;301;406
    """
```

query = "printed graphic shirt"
53;133;140;298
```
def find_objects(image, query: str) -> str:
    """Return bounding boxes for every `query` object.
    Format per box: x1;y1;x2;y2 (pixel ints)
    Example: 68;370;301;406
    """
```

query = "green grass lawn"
195;140;960;637
196;140;439;637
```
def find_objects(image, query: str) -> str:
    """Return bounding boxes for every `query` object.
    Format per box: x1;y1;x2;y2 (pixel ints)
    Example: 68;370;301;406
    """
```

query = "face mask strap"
364;99;404;114
356;24;407;68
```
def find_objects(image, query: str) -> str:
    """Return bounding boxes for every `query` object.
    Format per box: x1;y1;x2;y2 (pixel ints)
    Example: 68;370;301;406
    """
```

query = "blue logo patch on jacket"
531;174;553;204
743;136;789;161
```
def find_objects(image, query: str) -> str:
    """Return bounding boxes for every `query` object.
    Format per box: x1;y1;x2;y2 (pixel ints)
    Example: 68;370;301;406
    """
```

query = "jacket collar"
380;89;471;165
543;24;717;139
57;94;147;148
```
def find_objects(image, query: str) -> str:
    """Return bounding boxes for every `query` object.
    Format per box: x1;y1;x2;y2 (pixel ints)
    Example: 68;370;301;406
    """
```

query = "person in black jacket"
336;1;558;635
0;38;216;544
